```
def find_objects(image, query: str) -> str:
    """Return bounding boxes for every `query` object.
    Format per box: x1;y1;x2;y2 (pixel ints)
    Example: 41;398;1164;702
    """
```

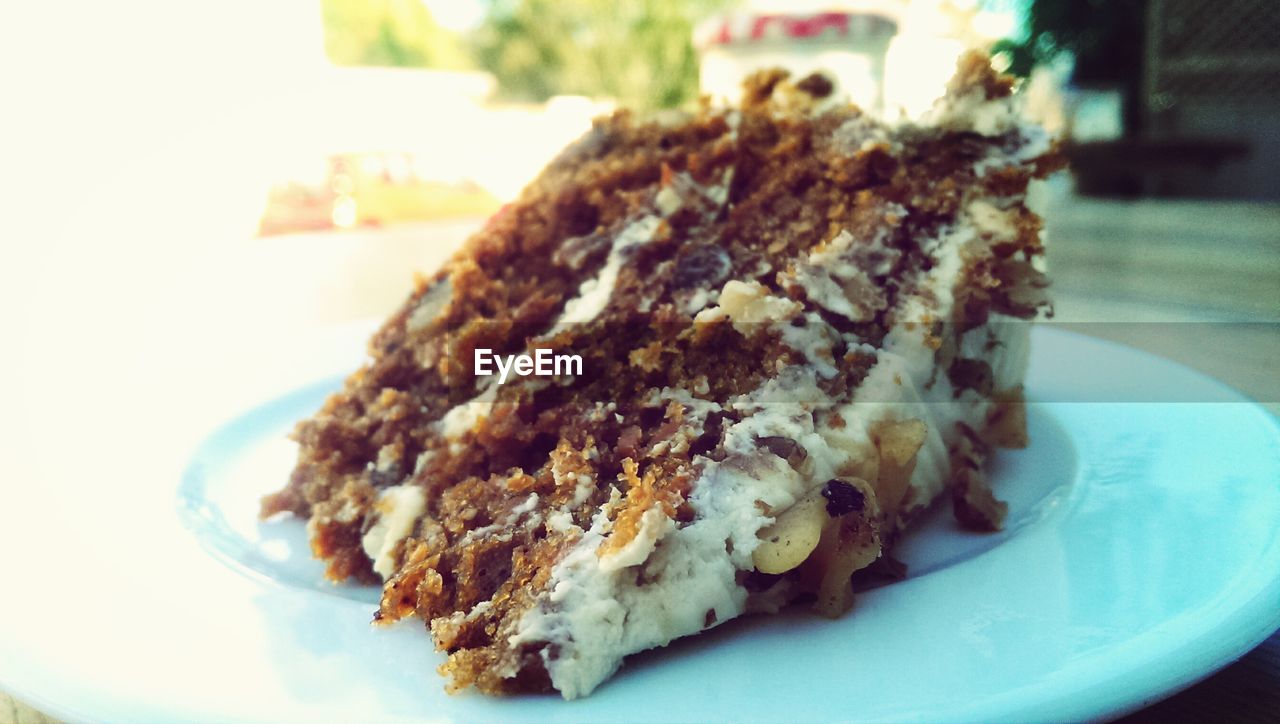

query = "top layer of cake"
262;52;1060;698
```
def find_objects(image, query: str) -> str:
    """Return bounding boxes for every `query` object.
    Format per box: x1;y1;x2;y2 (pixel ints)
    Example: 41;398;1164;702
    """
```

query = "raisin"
948;358;994;396
689;411;725;457
821;479;865;517
795;72;834;98
741;569;782;592
369;462;402;488
672;245;731;290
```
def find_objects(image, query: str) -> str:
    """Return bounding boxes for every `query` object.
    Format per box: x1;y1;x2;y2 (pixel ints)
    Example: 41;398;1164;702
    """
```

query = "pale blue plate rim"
1;327;1278;723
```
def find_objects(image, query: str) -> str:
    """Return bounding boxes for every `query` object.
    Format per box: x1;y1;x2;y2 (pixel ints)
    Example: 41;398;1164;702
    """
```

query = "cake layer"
262;51;1060;698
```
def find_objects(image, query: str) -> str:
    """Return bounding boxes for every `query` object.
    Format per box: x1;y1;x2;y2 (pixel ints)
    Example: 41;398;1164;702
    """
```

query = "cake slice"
262;52;1060;699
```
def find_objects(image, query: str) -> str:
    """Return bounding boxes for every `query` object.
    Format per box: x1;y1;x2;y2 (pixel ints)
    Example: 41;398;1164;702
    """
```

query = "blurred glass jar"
695;11;898;114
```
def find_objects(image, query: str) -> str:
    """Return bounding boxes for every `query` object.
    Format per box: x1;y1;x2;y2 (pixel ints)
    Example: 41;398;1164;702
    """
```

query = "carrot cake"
261;51;1061;699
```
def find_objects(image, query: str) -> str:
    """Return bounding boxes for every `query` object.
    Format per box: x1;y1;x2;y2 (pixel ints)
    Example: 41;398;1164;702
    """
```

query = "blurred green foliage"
992;0;1145;128
321;0;733;109
473;0;733;109
994;0;1144;85
321;0;472;69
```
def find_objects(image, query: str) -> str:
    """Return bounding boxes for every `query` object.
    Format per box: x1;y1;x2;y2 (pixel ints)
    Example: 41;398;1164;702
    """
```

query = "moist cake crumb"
262;51;1061;699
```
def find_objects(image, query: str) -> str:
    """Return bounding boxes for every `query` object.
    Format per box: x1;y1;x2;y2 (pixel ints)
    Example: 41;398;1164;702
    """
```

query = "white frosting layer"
513;205;1035;697
923;85;1020;136
554;168;733;332
361;485;427;579
436;381;499;454
495;81;1046;698
790;226;900;322
557;215;663;328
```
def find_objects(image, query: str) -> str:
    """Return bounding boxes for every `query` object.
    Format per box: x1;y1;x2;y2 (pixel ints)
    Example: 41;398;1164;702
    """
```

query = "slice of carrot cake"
261;51;1060;699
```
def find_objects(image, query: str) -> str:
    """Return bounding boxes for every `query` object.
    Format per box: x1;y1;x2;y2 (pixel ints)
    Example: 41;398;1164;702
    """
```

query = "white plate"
2;327;1279;722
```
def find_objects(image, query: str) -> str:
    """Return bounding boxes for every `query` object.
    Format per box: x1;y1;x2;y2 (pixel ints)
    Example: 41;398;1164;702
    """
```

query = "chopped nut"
757;435;808;468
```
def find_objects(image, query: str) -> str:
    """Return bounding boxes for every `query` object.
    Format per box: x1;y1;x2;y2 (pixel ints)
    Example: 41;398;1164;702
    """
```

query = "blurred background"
4;0;1257;404
3;1;1277;310
0;2;1277;721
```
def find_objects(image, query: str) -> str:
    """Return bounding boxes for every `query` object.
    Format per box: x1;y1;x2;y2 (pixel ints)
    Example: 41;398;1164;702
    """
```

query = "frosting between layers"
512;217;1033;699
361;485;428;579
505;72;1050;690
326;57;1053;700
557;215;665;328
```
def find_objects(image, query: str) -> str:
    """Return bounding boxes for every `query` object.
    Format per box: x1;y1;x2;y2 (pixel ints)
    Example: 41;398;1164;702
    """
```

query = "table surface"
4;195;1278;722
